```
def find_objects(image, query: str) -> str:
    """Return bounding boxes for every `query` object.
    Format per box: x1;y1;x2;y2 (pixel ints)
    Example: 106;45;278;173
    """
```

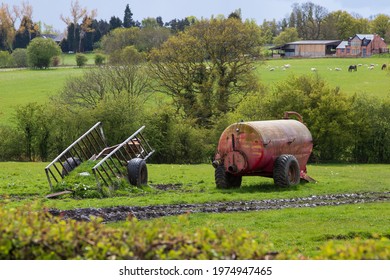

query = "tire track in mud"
49;191;390;222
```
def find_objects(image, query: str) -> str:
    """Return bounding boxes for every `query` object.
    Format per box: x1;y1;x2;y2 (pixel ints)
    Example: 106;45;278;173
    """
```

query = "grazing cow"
382;64;387;70
348;65;357;72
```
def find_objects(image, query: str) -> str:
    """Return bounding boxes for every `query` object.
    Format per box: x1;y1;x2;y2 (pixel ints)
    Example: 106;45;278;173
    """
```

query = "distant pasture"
1;57;390;125
257;57;390;98
0;68;85;125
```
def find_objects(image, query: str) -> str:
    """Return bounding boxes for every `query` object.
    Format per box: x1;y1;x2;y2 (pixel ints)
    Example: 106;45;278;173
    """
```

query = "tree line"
1;16;390;164
3;1;390;53
0;1;194;53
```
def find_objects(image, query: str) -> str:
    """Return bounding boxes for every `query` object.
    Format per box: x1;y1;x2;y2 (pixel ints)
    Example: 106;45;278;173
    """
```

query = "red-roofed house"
336;34;388;57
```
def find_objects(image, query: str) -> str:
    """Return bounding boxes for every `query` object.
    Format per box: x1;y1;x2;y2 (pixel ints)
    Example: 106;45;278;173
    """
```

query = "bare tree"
61;0;96;52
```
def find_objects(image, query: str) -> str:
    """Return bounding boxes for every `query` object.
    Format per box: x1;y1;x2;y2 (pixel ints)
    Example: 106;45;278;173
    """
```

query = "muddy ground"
49;191;390;222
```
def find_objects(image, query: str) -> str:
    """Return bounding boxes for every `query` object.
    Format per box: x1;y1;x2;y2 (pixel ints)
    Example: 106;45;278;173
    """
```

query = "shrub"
314;237;390;260
27;37;61;69
75;53;88;67
11;48;28;67
0;203;274;260
94;53;105;66
51;56;60;67
0;51;15;68
0;125;23;160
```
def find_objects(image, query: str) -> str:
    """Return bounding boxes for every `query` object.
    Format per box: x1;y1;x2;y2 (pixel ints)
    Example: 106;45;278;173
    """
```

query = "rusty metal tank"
212;112;314;188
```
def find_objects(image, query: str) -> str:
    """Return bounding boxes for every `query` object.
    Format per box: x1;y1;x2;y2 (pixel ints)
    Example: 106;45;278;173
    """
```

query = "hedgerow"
0;203;274;260
1;203;389;260
315;238;390;260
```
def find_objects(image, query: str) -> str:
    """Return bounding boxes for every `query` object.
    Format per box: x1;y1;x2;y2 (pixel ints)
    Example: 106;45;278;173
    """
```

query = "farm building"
336;34;388;57
270;40;341;58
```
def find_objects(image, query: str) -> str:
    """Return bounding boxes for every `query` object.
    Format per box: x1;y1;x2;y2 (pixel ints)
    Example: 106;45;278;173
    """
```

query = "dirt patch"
49;191;390;222
152;184;182;191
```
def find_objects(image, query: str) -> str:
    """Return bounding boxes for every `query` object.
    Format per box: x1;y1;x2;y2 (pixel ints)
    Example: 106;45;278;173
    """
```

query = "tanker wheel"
61;157;81;176
273;154;300;187
215;165;242;189
127;158;148;186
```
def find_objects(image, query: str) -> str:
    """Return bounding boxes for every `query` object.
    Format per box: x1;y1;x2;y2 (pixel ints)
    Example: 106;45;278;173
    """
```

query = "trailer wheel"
61;157;81;176
127;158;148;186
273;154;300;187
215;165;242;189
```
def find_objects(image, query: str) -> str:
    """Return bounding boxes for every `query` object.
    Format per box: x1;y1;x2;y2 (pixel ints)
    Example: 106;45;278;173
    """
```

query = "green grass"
0;67;85;125
1;162;389;208
0;162;389;258
257;57;390;98
141;202;389;257
59;52;97;66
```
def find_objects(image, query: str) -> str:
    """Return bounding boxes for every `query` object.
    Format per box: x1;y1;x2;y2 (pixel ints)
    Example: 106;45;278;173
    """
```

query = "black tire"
127;158;148;186
62;157;81;176
215;165;242;189
273;154;300;187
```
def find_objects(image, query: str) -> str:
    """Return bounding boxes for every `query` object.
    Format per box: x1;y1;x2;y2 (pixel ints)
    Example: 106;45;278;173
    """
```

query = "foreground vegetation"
1;202;388;260
0;162;389;259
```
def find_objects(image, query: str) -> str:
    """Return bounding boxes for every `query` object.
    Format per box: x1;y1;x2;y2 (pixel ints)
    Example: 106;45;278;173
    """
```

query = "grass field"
0;162;389;257
0;67;85;125
257;57;390;98
1;162;389;208
151;202;389;257
59;52;97;66
1;56;390;125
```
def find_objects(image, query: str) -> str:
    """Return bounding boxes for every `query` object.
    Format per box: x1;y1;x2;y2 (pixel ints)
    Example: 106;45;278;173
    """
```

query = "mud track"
49;191;390;222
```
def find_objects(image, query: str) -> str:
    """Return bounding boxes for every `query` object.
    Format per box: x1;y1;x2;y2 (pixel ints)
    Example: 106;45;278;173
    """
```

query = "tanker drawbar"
212;111;315;188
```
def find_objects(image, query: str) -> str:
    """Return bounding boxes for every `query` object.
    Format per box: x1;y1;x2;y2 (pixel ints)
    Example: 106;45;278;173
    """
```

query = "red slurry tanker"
212;112;315;188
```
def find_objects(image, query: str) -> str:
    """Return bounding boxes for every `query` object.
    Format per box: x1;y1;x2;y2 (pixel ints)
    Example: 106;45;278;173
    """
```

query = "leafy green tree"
123;4;135;28
156;16;164;27
350;95;390;163
100;27;139;54
109;45;144;65
14;102;52;161
167;18;194;33
141;17;160;28
149;17;262;127
273;27;300;45
0;125;23;160
27;37;61;69
135;25;171;52
290;2;328;39
370;14;390;40
13;16;39;49
109;16;122;30
322;11;355;40
259;19;278;44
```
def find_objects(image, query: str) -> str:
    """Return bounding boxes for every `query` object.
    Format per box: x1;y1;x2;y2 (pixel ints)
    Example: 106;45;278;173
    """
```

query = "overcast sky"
2;0;390;32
